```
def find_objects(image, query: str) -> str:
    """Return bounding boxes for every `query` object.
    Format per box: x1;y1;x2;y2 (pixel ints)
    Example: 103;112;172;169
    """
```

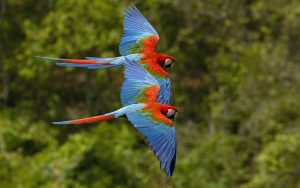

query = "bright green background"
1;0;300;187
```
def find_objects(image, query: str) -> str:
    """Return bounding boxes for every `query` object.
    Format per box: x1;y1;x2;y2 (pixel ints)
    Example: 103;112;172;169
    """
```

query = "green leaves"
175;134;252;188
1;0;300;187
245;133;300;188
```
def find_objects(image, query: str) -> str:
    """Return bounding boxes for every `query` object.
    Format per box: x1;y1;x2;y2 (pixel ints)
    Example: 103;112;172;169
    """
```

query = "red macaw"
36;6;174;105
53;59;178;176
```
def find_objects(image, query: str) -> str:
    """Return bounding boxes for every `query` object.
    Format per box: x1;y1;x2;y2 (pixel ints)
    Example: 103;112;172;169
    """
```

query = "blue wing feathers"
157;141;169;159
121;59;159;106
163;131;175;168
157;78;172;105
120;6;159;55
161;143;172;169
169;145;176;176
123;7;158;35
126;111;176;176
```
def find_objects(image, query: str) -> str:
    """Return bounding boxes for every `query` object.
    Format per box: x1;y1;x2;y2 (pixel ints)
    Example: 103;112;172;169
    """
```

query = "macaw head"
157;54;175;69
161;105;178;120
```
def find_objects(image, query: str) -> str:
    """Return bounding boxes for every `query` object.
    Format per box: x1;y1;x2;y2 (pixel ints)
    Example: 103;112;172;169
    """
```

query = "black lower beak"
165;64;172;68
164;64;173;72
169;115;175;120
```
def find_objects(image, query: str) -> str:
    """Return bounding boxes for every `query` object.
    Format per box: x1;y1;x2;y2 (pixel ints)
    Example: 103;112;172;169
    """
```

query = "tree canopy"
1;0;300;187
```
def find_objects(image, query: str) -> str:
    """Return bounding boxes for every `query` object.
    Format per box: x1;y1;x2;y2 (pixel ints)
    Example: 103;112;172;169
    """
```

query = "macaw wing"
126;110;176;176
121;58;160;106
120;6;160;55
157;78;172;105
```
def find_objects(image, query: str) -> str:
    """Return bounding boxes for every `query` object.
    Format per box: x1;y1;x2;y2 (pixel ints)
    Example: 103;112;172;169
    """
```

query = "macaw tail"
35;56;122;69
53;113;115;125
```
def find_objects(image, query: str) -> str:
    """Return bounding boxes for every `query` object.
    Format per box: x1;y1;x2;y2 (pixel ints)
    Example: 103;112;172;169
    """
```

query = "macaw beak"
164;63;174;72
168;114;175;121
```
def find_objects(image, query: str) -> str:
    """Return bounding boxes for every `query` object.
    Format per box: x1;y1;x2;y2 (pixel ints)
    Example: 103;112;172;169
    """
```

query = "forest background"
1;0;300;187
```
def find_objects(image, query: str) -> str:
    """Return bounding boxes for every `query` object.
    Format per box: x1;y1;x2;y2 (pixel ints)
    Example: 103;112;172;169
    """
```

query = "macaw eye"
164;59;174;68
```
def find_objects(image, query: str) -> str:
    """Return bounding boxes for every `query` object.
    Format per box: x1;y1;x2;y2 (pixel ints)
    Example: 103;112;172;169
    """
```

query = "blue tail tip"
52;121;70;125
35;56;59;61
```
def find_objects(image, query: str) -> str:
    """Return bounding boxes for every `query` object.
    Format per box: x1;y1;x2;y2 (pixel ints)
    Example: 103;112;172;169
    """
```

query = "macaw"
36;6;174;105
53;59;178;176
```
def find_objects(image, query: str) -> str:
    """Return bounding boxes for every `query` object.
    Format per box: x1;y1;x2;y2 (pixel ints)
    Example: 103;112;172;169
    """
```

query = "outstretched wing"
157;78;171;105
121;58;160;106
126;109;176;176
120;6;160;56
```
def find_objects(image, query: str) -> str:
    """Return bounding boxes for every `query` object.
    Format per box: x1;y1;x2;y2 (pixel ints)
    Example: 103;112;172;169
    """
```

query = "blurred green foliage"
1;0;300;187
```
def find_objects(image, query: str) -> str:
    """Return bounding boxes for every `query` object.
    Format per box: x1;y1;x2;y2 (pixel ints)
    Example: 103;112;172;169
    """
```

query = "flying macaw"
36;6;175;105
53;59;178;176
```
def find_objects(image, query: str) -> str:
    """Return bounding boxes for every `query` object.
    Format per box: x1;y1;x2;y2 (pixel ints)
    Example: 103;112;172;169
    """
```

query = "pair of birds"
37;6;177;176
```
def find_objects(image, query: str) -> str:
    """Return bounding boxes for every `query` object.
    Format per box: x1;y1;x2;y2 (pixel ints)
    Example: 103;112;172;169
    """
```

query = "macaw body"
36;7;174;105
53;60;178;176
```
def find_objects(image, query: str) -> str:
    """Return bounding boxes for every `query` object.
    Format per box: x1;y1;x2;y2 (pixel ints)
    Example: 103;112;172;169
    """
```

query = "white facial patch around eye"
166;109;175;117
165;59;173;66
